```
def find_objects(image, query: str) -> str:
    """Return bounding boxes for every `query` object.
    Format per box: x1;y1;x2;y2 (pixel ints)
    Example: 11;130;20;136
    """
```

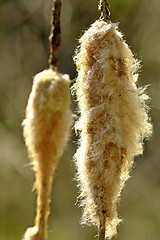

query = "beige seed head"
74;20;152;239
22;69;72;240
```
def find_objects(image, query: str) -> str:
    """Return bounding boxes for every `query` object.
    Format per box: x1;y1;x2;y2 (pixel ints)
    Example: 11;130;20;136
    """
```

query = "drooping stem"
49;0;62;71
98;215;106;240
98;0;110;20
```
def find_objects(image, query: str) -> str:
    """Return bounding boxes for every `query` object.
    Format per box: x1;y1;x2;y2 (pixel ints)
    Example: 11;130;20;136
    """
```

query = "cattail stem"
98;0;110;20
49;0;62;71
34;168;54;239
98;216;106;240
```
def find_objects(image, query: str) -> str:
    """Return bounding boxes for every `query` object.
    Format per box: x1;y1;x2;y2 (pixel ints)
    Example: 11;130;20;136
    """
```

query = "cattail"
74;19;152;239
22;69;72;240
22;0;72;239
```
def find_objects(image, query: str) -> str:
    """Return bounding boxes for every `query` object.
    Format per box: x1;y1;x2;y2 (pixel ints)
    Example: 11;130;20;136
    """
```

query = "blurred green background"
0;0;159;239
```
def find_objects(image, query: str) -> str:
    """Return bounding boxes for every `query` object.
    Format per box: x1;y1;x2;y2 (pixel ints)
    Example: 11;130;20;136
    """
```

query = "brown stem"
98;0;110;20
98;215;106;240
34;167;55;240
49;0;62;71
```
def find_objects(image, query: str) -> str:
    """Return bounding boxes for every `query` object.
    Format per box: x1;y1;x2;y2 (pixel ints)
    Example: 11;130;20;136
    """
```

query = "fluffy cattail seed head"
74;20;152;239
23;69;72;165
22;69;72;240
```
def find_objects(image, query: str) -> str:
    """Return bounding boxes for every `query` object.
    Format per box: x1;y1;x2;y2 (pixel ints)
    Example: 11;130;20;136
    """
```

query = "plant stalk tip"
98;0;111;20
49;0;62;71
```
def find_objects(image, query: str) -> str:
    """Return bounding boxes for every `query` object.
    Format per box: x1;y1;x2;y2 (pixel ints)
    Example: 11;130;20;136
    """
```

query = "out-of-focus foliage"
0;0;159;240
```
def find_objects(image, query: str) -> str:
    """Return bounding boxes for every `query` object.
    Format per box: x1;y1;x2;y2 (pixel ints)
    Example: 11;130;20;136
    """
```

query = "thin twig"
98;0;110;20
98;2;109;239
98;215;106;240
49;0;62;71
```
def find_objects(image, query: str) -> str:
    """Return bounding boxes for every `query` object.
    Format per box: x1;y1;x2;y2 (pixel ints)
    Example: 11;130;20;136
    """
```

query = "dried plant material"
49;0;62;70
22;69;72;240
74;20;152;239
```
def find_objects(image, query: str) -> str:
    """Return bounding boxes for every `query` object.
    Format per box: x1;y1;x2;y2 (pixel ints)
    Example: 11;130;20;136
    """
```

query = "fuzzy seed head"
74;20;152;239
22;69;72;240
23;69;72;167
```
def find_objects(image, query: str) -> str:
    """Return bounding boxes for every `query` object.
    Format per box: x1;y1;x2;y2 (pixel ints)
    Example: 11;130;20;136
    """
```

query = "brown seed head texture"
74;20;152;238
22;69;72;240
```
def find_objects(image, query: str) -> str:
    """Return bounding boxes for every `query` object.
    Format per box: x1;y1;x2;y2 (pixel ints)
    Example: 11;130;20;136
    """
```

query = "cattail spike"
74;20;152;239
22;69;72;240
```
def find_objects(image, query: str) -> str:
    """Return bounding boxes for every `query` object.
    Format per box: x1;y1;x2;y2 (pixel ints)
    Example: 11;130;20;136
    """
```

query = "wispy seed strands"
74;20;152;239
22;69;72;240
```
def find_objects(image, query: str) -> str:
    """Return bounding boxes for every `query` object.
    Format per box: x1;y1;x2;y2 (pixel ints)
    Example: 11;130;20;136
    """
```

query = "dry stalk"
49;0;62;71
98;0;110;20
